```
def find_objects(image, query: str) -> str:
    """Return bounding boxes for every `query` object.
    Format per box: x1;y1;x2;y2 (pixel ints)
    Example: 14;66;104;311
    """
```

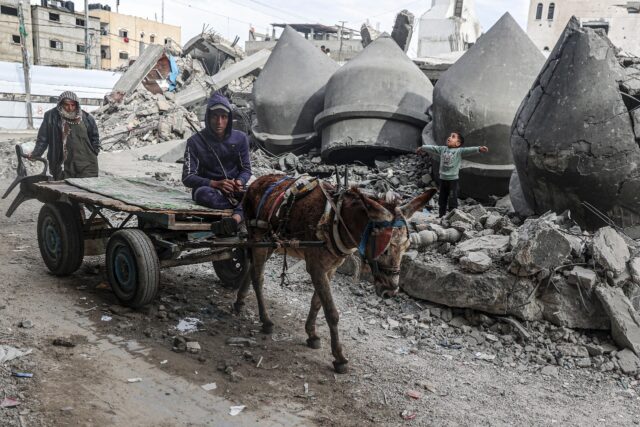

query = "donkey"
234;174;437;373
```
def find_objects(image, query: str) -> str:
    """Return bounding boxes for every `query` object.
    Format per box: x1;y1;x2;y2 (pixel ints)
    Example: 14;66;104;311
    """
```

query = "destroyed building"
317;36;434;163
511;17;640;232
429;12;545;201
252;26;339;154
417;0;482;58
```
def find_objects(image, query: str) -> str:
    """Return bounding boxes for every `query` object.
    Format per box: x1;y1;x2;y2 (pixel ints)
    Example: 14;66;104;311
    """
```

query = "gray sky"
37;0;530;57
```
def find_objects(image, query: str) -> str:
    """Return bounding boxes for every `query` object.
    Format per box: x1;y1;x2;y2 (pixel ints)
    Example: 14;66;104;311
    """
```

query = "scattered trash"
52;338;75;348
0;345;32;363
101;315;112;322
406;390;422;400
127;378;142;383
12;372;33;378
0;398;20;408
474;352;497;361
176;318;200;334
201;383;217;391
304;383;309;394
160;360;168;365
256;356;263;368
225;337;257;347
271;332;293;342
401;409;417;420
60;406;73;412
229;405;246;416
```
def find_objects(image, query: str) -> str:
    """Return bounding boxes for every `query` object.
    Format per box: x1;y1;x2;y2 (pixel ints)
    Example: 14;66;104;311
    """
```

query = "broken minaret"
511;17;640;231
252;26;339;154
391;10;415;52
316;37;433;163
430;12;545;200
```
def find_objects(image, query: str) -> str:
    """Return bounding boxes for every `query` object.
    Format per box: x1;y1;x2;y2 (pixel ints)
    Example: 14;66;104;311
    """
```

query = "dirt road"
1;176;639;426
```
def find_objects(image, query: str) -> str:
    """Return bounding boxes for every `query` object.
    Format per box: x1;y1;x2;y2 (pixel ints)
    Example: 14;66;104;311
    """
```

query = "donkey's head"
351;188;437;298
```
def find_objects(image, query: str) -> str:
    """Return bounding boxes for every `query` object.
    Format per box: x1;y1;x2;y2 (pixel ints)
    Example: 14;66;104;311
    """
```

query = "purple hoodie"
182;93;252;192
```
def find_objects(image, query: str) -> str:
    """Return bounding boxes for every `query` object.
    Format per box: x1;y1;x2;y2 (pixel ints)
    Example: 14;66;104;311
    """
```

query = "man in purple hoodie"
182;93;252;233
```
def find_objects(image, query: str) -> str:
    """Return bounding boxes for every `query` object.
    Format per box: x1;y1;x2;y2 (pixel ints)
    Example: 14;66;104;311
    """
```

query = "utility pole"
338;21;346;62
84;0;90;69
17;1;33;129
161;0;164;23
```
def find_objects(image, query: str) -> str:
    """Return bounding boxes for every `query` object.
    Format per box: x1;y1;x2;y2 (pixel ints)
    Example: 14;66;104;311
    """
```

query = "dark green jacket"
33;108;100;180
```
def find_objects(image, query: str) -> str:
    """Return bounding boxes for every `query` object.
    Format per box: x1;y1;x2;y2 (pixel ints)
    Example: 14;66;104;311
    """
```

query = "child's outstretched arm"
416;145;444;155
460;146;489;155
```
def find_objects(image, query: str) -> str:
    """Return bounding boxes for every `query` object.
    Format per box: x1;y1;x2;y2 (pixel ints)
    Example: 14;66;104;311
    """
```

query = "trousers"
193;186;244;219
438;179;459;217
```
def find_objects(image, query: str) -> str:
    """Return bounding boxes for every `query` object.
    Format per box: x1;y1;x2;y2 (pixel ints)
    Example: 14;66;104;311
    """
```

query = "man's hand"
415;147;426;156
479;146;489;153
234;179;244;192
210;179;237;194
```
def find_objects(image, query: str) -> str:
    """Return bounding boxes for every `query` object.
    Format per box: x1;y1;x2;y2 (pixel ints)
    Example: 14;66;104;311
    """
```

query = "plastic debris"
12;372;33;378
0;398;20;408
160;360;168;365
127;378;142;383
406;390;422;400
0;345;32;364
229;405;246;416
401;410;417;420
101;315;112;322
176;317;200;334
201;383;217;391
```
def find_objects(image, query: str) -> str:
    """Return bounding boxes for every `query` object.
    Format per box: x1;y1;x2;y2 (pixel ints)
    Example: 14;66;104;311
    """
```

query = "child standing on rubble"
417;132;488;218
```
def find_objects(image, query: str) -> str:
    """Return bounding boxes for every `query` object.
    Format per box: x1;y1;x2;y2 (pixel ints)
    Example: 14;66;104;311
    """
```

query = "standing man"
182;93;251;234
29;91;100;179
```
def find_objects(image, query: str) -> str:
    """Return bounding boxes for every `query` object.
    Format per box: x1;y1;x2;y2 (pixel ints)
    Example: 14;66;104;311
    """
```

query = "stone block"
592;226;630;275
459;251;492;273
595;286;640;355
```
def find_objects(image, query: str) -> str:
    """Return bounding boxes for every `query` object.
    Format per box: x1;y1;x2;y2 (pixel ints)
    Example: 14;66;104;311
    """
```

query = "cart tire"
213;248;251;290
106;229;159;308
37;202;84;276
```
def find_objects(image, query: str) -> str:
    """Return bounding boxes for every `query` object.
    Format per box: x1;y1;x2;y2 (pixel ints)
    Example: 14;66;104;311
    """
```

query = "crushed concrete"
510;216;572;276
596;286;640;355
592;227;631;276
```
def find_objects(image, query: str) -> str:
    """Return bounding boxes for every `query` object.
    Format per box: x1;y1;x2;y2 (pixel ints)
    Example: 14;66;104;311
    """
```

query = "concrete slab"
595;285;640;355
112;45;165;95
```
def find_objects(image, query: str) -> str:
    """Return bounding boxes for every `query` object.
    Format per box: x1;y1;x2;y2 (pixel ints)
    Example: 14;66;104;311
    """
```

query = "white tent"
0;61;121;129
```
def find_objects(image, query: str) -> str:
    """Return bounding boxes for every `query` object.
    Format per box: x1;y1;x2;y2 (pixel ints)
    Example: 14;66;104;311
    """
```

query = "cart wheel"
213;248;251;290
106;229;159;308
37;202;84;276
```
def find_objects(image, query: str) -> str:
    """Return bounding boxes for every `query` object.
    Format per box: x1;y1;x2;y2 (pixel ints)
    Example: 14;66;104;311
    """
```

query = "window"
0;5;18;16
76;18;85;27
50;39;63;50
119;51;129;60
453;0;464;18
77;44;85;53
150;34;155;43
11;34;20;44
100;22;109;36
49;12;60;22
547;3;555;20
119;29;128;38
535;3;543;20
101;45;111;59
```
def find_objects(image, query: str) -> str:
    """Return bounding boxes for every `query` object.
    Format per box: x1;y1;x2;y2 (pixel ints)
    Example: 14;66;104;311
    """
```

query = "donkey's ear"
350;188;393;222
400;188;438;219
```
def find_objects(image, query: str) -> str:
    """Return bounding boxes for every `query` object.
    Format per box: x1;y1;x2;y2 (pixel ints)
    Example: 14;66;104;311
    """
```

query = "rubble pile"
94;89;198;151
331;199;640;377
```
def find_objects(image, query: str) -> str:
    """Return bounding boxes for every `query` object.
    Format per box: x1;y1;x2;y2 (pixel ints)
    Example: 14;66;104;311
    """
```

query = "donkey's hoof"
261;322;274;334
306;337;321;349
232;302;244;314
333;361;349;374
